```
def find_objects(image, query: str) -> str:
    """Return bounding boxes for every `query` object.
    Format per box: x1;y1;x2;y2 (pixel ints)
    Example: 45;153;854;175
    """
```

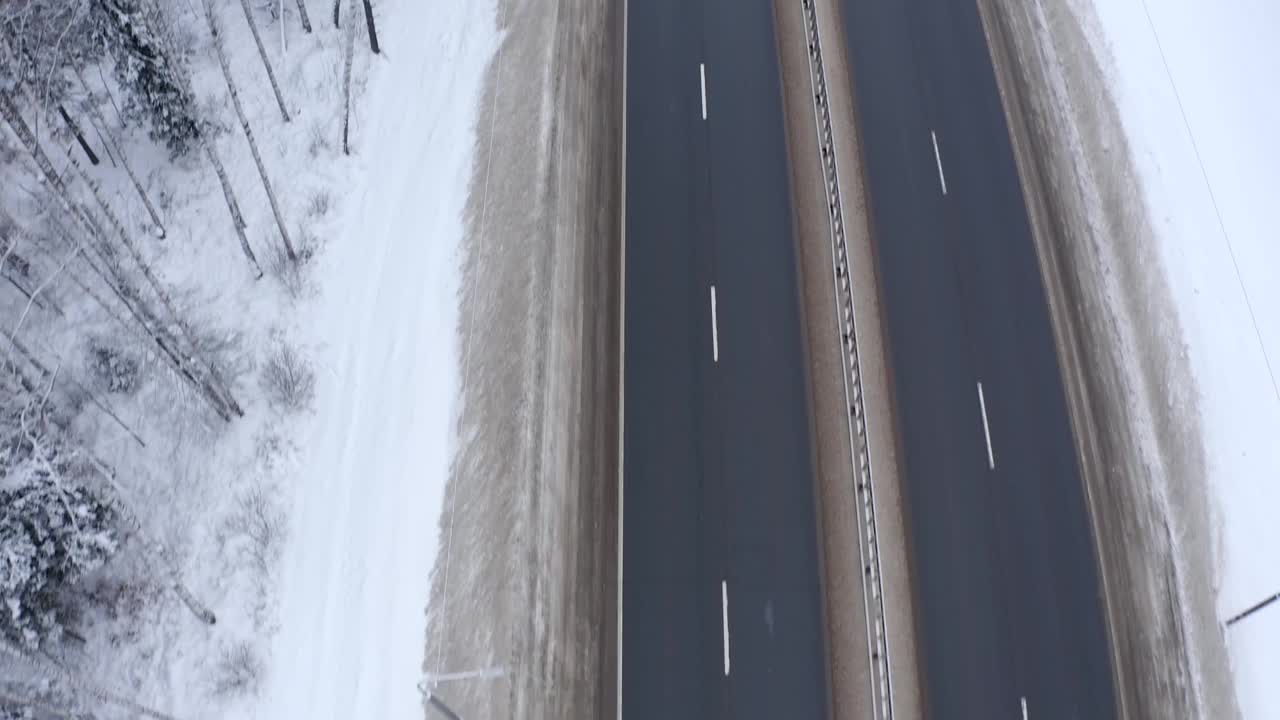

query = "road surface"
621;0;832;717
835;0;1119;717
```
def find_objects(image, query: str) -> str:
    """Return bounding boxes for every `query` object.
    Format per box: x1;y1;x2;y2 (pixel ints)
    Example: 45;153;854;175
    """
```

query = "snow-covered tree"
93;0;200;156
0;425;119;651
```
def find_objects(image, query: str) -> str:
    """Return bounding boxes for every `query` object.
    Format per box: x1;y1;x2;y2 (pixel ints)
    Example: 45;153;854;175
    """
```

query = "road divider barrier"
798;1;894;718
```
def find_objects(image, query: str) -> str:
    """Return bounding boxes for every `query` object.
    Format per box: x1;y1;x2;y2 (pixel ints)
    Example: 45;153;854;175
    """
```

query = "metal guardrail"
798;1;894;718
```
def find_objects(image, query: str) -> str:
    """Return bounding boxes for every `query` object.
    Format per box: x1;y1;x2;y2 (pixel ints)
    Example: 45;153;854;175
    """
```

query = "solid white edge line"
700;62;708;120
617;0;628;715
931;129;948;196
1021;696;1029;720
722;580;730;676
977;381;995;470
711;285;719;362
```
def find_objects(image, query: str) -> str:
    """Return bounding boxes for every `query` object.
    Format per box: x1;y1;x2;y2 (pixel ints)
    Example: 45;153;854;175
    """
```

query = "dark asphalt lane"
622;0;830;717
837;0;1117;718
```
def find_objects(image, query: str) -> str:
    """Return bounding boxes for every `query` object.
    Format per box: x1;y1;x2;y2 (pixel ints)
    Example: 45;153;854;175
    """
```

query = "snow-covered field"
1079;0;1280;716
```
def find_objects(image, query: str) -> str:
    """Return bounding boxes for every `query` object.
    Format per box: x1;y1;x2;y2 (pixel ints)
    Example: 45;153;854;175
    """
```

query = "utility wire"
1137;0;1280;407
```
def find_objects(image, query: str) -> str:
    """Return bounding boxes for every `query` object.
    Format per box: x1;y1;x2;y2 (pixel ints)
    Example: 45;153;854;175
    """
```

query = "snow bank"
1080;0;1280;715
259;0;495;717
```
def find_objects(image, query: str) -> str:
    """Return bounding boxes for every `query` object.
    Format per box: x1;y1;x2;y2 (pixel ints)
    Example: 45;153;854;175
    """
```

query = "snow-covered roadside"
1071;1;1280;716
259;1;495;718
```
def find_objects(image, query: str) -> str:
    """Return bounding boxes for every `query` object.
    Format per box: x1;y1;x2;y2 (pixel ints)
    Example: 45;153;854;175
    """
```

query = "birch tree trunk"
204;0;298;261
233;0;292;122
361;0;380;54
342;0;357;155
333;0;341;27
205;145;263;276
296;0;313;32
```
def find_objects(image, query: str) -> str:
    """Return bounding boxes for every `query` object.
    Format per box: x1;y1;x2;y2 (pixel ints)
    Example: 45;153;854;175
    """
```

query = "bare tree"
61;152;245;420
341;0;356;154
205;145;263;276
96;64;125;127
74;68;166;238
361;0;379;54
295;0;312;33
202;0;297;261
232;0;291;122
2;91;242;421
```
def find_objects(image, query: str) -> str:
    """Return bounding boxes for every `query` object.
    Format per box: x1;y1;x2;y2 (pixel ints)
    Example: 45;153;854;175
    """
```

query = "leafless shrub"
211;641;263;698
296;222;320;259
269;240;306;300
307;120;330;158
226;483;285;576
305;190;332;219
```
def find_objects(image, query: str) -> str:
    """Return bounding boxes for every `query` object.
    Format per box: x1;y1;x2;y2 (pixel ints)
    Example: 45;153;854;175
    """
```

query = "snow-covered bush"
260;343;314;412
84;338;140;396
0;431;118;651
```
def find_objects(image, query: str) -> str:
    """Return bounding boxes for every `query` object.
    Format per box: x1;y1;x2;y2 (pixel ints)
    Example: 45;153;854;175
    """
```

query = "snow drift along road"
260;1;495;718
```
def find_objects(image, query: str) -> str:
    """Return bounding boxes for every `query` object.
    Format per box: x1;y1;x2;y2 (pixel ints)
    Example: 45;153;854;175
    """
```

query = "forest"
1;0;381;715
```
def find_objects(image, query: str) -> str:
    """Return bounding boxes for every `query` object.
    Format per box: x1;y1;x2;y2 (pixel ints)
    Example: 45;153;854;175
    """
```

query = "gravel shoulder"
420;0;621;717
977;1;1239;718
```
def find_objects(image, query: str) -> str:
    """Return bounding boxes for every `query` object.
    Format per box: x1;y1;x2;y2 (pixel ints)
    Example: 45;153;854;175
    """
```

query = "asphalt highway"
621;0;831;717
836;0;1118;718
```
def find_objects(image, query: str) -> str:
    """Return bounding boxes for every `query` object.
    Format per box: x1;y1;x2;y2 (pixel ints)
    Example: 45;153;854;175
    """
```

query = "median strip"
798;0;895;717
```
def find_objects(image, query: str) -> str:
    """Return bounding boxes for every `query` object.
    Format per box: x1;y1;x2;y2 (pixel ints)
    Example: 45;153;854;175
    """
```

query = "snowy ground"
1078;1;1280;716
2;0;495;717
259;1;494;718
985;0;1279;717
